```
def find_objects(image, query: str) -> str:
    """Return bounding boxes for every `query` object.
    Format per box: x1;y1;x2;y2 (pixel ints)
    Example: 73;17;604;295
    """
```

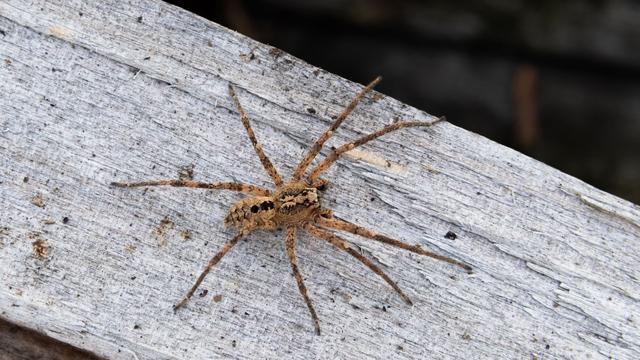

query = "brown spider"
112;76;471;335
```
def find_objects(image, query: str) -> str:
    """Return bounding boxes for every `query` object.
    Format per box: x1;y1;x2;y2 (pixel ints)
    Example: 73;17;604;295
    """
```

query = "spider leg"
303;223;413;305
285;225;321;335
228;84;284;186
308;118;445;182
111;179;270;196
291;76;382;181
316;216;472;272
174;231;246;311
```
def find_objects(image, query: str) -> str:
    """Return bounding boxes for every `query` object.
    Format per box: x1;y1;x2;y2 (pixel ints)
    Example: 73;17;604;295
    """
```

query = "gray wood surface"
1;1;639;359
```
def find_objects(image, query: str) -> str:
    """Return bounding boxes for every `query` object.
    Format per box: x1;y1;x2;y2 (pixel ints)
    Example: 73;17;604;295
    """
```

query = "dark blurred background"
167;0;640;204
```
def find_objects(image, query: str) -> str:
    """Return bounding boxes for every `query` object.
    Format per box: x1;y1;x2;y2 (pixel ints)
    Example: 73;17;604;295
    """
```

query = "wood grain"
0;1;639;359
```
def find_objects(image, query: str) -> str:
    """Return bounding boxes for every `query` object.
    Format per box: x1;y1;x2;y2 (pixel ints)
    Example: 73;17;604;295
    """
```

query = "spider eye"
250;205;259;213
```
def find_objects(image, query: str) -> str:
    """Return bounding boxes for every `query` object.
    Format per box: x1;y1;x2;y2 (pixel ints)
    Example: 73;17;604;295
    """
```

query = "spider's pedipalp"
110;179;270;196
228;84;283;186
308;118;445;182
303;223;413;305
316;216;472;273
291;76;381;182
284;225;321;335
174;231;246;311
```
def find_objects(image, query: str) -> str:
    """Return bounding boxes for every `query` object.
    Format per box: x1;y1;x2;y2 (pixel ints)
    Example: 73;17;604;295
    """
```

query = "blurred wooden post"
513;64;540;149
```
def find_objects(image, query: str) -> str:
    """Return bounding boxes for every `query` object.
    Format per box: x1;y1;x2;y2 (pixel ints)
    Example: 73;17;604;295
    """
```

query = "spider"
112;76;472;335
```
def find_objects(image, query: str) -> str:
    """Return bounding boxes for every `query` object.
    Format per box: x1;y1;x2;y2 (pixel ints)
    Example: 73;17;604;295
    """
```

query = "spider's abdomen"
224;183;321;230
224;196;276;229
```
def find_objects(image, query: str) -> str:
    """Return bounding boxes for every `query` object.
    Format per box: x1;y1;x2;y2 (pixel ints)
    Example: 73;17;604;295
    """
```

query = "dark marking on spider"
112;76;470;335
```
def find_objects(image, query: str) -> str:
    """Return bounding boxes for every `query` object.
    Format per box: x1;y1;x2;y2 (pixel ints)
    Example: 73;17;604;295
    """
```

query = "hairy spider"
112;76;471;335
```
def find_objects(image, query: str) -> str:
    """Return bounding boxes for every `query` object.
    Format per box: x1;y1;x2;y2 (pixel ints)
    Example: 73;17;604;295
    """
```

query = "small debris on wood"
268;47;283;59
240;45;258;62
422;164;441;174
180;230;192;241
30;233;49;260
0;227;8;247
445;231;457;240
178;165;194;180
31;193;45;208
155;216;174;247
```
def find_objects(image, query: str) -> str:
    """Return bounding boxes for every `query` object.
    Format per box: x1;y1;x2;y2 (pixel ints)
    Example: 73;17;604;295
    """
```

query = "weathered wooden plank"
0;1;638;359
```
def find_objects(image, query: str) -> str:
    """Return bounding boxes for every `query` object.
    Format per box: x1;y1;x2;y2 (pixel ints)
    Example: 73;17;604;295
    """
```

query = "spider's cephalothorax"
224;183;320;229
112;76;471;335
